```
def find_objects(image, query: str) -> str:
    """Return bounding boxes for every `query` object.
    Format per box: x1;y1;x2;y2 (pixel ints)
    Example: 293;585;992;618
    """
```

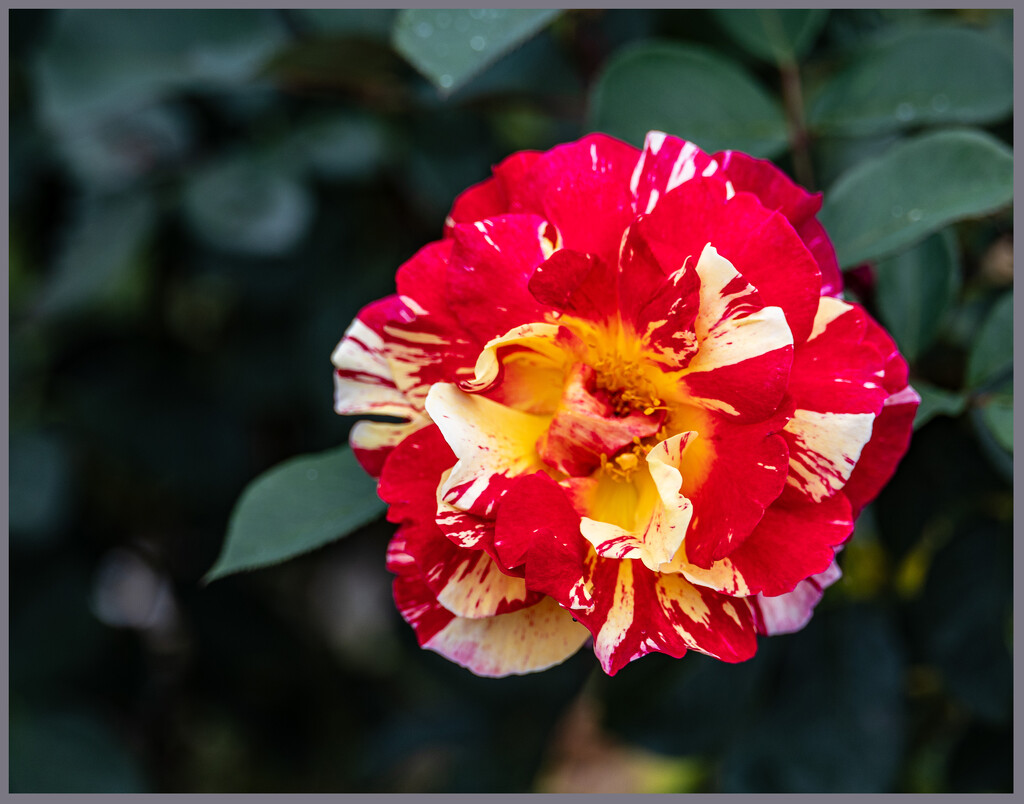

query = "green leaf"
809;25;1013;136
10;430;71;545
183;154;315;257
966;291;1013;389
819;128;1013;268
36;192;156;320
392;9;561;96
33;10;287;122
979;394;1013;452
291;9;397;40
588;41;789;157
874;229;961;362
712;10;829;65
206;445;386;582
912;381;968;431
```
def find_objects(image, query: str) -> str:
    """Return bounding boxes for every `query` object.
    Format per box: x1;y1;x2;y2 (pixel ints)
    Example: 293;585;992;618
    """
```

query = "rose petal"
631;132;723;216
399;584;591;677
841;384;920;516
403;519;541;618
674;492;853;597
670;244;794;421
426;382;551;517
447;214;559;343
751;559;843;635
505;133;641;264
668;405;790;567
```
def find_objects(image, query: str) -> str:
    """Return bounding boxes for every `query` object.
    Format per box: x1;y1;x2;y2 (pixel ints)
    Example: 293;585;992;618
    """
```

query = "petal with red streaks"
579;432;697;571
505;133;641;263
423;595;591;677
670;245;794;420
426;383;551;517
631;132;722;215
447;215;559;343
674;492;853;597
752;559;843;635
668;405;790;567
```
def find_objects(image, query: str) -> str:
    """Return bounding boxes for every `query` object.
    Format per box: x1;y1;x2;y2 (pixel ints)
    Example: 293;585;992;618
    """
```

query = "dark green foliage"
9;8;1012;793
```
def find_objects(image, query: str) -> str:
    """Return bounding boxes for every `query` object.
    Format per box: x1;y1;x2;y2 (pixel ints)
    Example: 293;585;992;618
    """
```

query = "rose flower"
331;132;919;677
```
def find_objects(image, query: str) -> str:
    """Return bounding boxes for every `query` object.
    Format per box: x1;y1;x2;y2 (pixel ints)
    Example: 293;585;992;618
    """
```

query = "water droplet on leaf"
908;209;923;222
895;102;915;121
439;74;453;89
470;35;486;51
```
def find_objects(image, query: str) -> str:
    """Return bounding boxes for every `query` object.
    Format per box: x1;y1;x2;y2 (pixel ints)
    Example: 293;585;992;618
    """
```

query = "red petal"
714;148;822;223
505;133;641;265
674;406;791;567
722;493;853;597
631;133;723;215
841;385;919;516
494;472;582;571
447;215;557;343
443;151;542;235
528;249;619;325
751;559;842;635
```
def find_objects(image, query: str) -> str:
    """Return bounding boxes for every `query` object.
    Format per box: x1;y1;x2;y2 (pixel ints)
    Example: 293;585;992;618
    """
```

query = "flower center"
591;354;668;418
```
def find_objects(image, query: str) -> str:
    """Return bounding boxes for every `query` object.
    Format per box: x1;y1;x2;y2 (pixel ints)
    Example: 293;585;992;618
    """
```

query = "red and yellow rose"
331;131;919;676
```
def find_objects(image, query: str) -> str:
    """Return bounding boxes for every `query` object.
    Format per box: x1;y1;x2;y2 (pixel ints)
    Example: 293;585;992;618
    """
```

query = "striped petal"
505;133;641;265
579;432;697;572
403;518;540;618
783;297;891;504
425;382;551;518
631;131;723;216
667;404;790;567
671;244;794;420
671;492;853;597
752;559;843;635
637;177;822;345
395;569;590;677
447;214;559;344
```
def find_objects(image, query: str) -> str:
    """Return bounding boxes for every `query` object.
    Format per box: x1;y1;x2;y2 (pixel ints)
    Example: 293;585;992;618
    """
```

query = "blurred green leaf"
712;10;828;65
34;10;287;122
589;41;789;157
11;707;149;792
969;405;1013;482
912;381;968;431
819;129;1013;268
54;104;193;191
183;155;314;257
291;9;397;40
392;9;561;96
874;229;961;363
206;445;385;582
809;25;1012;136
287;113;392;181
812;132;903;191
35;191;156;320
979;394;1012;452
10;430;71;545
966;291;1012;389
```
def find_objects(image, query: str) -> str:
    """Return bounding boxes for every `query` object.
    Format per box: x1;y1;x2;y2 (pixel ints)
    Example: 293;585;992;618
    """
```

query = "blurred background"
8;8;1013;793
